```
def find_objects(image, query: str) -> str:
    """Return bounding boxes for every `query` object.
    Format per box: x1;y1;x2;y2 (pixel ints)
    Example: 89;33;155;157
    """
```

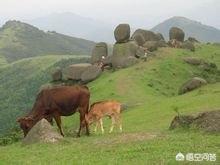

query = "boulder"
112;56;138;69
112;41;138;57
169;27;185;42
81;65;102;83
66;63;92;80
183;57;203;65
182;40;195;51
135;46;146;58
132;29;159;42
131;33;145;46
91;42;108;64
114;24;130;43
157;40;168;47
51;67;62;81
178;77;207;95
143;41;158;52
22;119;63;145
169;110;220;133
156;33;165;41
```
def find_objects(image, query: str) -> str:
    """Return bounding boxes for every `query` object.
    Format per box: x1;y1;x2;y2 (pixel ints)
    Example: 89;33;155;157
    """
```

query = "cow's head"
17;117;34;137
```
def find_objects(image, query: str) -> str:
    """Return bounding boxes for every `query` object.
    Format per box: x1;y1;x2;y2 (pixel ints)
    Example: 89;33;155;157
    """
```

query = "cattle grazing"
17;85;90;137
85;100;122;134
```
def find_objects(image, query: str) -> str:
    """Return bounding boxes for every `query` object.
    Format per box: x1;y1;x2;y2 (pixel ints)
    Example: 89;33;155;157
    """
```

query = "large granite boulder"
131;33;145;46
188;37;199;43
178;77;207;94
169;27;185;42
132;29;159;42
156;33;165;41
114;24;130;43
90;42;108;64
66;63;92;80
22;119;63;145
143;41;158;52
51;67;62;81
112;41;139;68
81;65;102;83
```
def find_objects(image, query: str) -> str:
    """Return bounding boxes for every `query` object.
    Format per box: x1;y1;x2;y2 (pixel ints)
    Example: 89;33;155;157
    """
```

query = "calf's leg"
99;119;104;134
109;116;116;133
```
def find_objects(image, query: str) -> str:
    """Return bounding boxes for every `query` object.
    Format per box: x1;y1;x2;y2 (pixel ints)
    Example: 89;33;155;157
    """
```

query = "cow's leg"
94;121;98;132
109;116;116;133
77;111;87;137
54;114;64;136
116;114;122;132
99;118;104;134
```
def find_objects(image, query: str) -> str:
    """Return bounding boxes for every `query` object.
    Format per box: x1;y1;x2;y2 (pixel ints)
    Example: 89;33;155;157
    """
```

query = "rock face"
167;39;183;48
132;29;159;42
178;77;207;94
143;41;158;52
81;65;102;83
169;110;220;133
66;63;92;80
112;56;138;69
22;119;63;145
169;27;185;42
114;24;130;43
51;67;62;81
91;42;108;64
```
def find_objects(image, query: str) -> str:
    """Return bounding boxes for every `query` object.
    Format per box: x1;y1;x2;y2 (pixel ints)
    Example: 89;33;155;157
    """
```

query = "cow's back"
39;85;90;116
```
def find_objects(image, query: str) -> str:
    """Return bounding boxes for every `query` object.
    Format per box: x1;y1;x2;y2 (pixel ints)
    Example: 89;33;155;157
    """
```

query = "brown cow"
85;100;122;134
17;85;90;137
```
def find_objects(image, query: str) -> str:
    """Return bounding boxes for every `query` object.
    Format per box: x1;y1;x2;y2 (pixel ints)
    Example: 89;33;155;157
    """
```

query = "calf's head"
17;117;34;137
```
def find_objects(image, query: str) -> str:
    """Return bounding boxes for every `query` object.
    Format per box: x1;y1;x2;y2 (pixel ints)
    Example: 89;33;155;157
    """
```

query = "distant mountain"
28;12;114;43
151;16;220;42
0;20;96;62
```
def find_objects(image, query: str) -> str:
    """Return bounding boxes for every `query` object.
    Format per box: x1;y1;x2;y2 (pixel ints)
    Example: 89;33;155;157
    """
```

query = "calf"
85;100;122;134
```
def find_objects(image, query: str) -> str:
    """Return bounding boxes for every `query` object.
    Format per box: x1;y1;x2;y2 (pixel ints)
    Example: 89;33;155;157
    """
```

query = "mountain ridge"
151;16;220;42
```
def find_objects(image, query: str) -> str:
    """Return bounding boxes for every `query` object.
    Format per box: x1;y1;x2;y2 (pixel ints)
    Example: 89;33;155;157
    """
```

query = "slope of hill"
0;55;89;136
152;16;220;42
0;20;95;62
28;12;114;43
0;44;220;163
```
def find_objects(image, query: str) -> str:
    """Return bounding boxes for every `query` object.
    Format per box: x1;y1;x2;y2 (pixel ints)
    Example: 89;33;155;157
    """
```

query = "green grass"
0;44;220;164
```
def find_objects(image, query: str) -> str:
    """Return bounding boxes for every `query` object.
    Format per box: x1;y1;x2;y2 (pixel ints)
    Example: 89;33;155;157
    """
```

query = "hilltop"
0;20;95;62
152;16;220;42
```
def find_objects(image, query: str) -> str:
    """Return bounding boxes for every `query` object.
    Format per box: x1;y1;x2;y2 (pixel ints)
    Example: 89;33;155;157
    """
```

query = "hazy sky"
0;0;219;29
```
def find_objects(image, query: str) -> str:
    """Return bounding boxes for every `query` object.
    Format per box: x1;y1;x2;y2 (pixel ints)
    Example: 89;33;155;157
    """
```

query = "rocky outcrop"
178;77;207;94
143;41;158;52
132;29;159;42
182;40;195;51
90;42;108;64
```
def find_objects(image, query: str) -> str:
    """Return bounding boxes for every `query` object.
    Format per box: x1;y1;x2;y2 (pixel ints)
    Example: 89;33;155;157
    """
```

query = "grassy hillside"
0;55;89;136
0;44;220;164
0;20;95;62
152;16;220;42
